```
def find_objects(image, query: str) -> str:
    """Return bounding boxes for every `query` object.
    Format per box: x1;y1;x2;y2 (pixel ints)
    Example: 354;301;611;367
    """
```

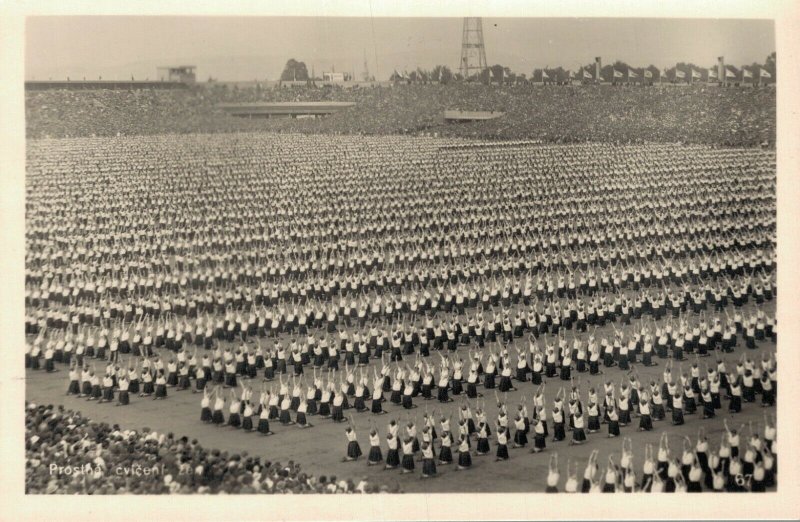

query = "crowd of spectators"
26;402;391;494
26;83;775;147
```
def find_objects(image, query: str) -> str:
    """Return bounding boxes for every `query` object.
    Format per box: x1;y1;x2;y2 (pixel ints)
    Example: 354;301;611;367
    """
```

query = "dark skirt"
534;433;546;450
386;449;400;467
553;422;566;441
672;408;684;425
639;414;653;430
201;406;212;422
368;445;383;463
413;381;425;399
228;412;241;428
117;390;129;405
477;437;490;454
422;458;437;476
67;380;80;395
761;388;775;406
402;454;415;471
572;428;587;442
588;415;600;431
514;429;528;446
257;418;271;434
458;450;472;468
495;444;508;460
347;441;362;459
439;446;453;463
212;409;225;424
242;416;253;431
155;384;167;398
608;420;620;436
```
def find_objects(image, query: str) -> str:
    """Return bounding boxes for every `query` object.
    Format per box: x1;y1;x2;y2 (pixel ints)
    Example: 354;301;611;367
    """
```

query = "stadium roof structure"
217;101;356;118
444;110;505;122
25;80;190;91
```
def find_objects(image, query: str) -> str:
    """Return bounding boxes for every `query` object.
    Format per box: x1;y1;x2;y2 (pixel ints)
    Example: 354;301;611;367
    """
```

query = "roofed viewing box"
156;66;197;84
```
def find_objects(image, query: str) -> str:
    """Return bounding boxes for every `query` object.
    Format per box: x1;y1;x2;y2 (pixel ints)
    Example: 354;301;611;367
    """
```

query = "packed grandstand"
26;83;775;147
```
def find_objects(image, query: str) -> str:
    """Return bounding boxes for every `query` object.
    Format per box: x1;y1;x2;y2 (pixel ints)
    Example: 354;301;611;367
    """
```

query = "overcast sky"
26;17;775;81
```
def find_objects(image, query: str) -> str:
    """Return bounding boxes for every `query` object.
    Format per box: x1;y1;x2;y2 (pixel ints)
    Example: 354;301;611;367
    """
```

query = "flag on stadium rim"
760;68;772;78
709;68;718;79
676;69;686;79
644;70;652;78
744;68;753;78
692;69;702;79
541;70;549;80
726;67;737;78
613;69;623;78
583;69;592;79
629;70;638;78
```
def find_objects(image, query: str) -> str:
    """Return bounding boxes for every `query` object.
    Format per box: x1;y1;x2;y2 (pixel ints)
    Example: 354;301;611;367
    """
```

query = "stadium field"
25;133;777;493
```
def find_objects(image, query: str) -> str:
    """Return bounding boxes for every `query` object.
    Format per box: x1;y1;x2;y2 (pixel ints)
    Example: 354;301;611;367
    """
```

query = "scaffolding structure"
459;18;488;80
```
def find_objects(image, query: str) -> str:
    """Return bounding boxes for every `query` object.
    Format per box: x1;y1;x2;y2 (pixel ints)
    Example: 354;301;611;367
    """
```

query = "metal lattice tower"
459;17;488;80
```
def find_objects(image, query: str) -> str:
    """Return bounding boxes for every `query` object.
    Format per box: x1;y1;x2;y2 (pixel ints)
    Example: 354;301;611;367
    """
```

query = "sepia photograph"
2;1;799;520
